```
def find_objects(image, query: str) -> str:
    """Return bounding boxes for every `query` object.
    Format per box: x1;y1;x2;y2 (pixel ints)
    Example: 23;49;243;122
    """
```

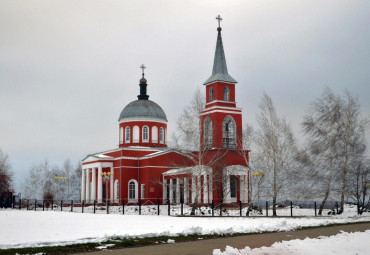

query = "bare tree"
302;88;343;215
0;149;13;204
23;159;54;199
254;93;300;216
337;90;368;212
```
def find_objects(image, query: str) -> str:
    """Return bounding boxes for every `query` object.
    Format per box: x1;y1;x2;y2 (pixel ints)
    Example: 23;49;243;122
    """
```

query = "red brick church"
81;17;250;205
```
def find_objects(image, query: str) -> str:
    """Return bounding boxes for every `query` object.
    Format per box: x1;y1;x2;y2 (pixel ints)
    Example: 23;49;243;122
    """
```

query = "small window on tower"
142;126;149;142
160;127;164;143
210;87;214;102
125;127;130;143
224;86;230;101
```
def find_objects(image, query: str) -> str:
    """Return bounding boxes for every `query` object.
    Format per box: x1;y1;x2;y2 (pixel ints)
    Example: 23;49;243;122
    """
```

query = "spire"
203;15;237;85
138;64;149;100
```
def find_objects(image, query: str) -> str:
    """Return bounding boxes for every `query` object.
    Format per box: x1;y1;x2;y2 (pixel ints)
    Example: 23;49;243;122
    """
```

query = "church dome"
118;99;167;122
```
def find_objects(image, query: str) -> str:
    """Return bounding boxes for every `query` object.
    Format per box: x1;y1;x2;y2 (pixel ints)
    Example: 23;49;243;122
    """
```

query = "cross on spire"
140;64;146;76
216;14;222;28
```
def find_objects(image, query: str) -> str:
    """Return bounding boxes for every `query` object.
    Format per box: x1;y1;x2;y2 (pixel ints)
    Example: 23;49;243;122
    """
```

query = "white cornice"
200;109;242;116
206;100;237;106
119;118;167;124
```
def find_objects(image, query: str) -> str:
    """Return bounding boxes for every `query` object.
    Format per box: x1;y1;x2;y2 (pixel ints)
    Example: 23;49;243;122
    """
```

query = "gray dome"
119;100;167;122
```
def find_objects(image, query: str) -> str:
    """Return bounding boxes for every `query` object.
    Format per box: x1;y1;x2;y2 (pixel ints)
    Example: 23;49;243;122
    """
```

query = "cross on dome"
140;64;146;76
216;15;222;28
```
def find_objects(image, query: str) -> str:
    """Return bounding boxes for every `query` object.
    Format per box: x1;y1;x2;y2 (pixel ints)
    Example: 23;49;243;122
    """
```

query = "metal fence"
6;198;360;217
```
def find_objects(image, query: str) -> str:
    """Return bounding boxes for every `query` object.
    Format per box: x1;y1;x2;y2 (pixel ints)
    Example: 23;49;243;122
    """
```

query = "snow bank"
213;230;370;255
0;210;369;249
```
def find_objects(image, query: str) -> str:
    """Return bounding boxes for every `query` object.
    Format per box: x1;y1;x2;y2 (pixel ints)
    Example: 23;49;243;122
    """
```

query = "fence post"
19;199;21;210
157;199;160;215
139;199;141;215
51;200;53;211
239;200;242;216
94;200;96;214
211;200;214;217
357;203;360;215
290;201;293;217
12;197;15;209
35;199;37;211
266;201;268;217
220;201;223;216
168;199;170;216
43;200;45;211
122;199;125;215
61;200;63;211
27;200;29;210
82;200;84;213
71;200;73;212
314;202;317;216
336;201;339;214
107;200;109;214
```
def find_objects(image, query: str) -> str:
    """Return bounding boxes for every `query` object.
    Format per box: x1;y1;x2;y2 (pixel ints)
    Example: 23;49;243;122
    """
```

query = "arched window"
209;87;214;102
120;127;123;144
114;180;119;202
133;126;139;143
128;179;138;200
230;177;237;198
152;126;158;143
142;126;149;142
222;116;236;148
224;86;230;101
160;127;164;143
204;118;213;149
125;127;130;143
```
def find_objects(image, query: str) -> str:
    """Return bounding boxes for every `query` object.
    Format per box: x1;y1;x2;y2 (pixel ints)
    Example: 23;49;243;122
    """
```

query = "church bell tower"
200;15;243;150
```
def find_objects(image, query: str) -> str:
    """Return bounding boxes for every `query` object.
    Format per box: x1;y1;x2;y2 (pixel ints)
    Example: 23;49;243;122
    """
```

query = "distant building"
81;19;250;205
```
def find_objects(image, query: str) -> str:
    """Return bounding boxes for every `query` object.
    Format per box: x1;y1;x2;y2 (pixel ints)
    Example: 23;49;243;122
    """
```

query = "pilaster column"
97;164;102;203
184;178;189;203
176;178;180;204
81;167;85;201
163;177;167;201
225;174;230;203
110;167;114;201
169;179;173;203
191;176;196;203
91;168;96;202
203;174;208;204
209;175;213;202
85;169;90;203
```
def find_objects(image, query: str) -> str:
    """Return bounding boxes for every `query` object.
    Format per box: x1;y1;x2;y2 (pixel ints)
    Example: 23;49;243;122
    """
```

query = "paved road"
75;222;370;255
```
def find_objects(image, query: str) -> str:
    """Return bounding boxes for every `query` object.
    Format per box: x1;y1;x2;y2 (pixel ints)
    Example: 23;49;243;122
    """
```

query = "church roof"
119;99;167;122
203;26;237;85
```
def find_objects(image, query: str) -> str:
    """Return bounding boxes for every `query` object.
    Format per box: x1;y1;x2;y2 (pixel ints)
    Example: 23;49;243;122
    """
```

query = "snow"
213;230;370;255
0;208;369;249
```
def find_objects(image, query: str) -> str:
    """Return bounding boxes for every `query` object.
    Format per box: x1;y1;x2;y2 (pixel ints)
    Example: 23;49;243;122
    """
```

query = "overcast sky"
1;0;369;193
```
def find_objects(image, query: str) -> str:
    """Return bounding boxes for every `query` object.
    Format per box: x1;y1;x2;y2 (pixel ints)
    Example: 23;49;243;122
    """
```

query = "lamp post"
54;176;67;201
251;172;264;210
100;172;113;202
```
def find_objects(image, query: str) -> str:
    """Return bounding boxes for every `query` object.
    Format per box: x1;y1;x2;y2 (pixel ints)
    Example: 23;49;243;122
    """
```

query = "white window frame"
125;126;130;143
128;179;138;201
152;126;158;143
210;87;214;102
142;126;149;143
133;126;139;143
159;127;164;144
224;86;230;101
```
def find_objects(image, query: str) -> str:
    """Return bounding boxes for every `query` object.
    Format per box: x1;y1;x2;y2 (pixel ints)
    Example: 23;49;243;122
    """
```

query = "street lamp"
100;172;113;202
251;172;264;210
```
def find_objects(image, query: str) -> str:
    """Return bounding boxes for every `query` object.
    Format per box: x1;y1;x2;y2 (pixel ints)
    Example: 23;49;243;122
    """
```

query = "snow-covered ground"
213;230;370;255
0;207;369;249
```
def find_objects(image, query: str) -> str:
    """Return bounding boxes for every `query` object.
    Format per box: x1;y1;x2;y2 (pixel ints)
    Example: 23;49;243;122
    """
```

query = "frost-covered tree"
0;149;13;194
253;93;300;216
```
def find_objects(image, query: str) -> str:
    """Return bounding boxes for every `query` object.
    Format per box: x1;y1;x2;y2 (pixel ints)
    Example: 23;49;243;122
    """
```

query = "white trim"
119;118;167;124
206;100;236;106
128;179;138;202
200;109;242;116
203;105;242;111
151;126;158;143
142;125;149;143
205;81;236;86
119;127;123;144
133;125;139;143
